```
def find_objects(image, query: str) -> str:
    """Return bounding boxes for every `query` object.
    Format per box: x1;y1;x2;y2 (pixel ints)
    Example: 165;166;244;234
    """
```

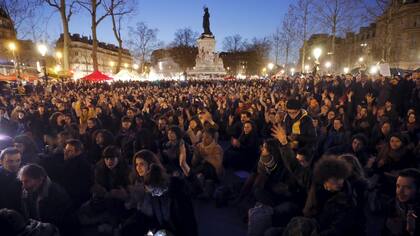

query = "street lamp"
55;51;62;60
369;65;379;75
37;44;48;83
133;64;139;70
304;65;310;73
325;61;332;69
124;63;128;69
343;67;350;74
8;42;20;79
267;63;274;71
312;48;322;74
290;68;295;76
109;61;115;74
358;57;364;63
313;48;322;63
54;64;62;74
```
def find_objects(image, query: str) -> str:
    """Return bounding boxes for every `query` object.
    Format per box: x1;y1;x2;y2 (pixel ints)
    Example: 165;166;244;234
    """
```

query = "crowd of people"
0;70;419;236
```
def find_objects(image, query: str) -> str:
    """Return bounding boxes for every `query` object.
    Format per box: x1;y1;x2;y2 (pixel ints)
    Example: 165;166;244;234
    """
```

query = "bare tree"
312;0;364;66
223;34;244;52
280;7;298;69
172;28;199;47
0;0;40;36
272;27;282;66
43;0;79;71
77;0;112;71
106;0;136;73
243;37;272;74
290;0;315;71
127;22;161;71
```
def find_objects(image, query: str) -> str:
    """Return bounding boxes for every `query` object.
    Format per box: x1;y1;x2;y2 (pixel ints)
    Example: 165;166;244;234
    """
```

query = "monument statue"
202;7;212;36
188;6;225;78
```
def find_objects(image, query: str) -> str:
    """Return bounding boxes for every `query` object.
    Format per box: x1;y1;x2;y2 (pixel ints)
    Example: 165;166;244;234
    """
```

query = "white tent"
114;70;140;81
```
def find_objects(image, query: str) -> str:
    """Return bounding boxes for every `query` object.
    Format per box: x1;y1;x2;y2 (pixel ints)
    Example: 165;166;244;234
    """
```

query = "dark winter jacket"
0;167;22;211
94;159;130;191
21;177;73;231
303;181;360;236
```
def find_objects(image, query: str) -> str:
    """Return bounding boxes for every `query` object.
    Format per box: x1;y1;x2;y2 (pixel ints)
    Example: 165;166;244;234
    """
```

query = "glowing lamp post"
8;42;20;79
290;68;295;76
343;67;350;74
37;44;48;83
304;65;310;73
133;64;139;71
313;48;322;64
312;48;322;74
369;65;379;75
325;61;332;74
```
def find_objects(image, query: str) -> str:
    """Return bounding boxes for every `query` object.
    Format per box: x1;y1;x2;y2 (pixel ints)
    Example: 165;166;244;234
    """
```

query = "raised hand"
271;125;288;145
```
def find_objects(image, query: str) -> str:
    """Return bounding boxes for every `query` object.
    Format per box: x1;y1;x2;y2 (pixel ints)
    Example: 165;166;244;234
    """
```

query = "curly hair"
313;156;351;184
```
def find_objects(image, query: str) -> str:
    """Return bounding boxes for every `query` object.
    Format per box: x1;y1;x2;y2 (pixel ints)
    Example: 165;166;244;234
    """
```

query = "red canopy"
81;70;113;82
0;73;17;81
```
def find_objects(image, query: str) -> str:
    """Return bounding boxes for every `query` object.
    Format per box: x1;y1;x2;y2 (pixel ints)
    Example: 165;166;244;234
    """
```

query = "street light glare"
8;42;16;51
343;67;350;74
325;61;332;68
133;64;139;70
267;63;274;70
56;51;62;59
37;44;48;57
359;57;364;63
313;48;322;60
369;65;379;75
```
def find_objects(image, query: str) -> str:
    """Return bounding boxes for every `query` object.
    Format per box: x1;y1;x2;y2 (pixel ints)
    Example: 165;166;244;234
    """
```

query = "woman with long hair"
121;149;200;236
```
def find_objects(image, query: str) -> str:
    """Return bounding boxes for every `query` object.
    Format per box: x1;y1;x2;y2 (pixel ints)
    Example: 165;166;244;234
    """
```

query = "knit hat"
286;99;301;110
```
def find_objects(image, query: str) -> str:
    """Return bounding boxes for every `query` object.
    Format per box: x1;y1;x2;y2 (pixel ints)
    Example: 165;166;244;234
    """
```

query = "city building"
299;0;420;73
55;33;133;76
0;7;46;75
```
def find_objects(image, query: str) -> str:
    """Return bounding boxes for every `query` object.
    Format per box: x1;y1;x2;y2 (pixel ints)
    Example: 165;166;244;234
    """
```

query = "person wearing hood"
224;120;260;171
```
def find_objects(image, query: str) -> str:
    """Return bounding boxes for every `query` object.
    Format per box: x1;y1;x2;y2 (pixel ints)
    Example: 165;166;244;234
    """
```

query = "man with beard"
41;139;93;209
18;164;72;235
384;168;420;236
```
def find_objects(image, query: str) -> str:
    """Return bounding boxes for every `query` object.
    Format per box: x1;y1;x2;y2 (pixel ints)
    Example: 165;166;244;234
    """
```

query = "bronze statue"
202;7;212;36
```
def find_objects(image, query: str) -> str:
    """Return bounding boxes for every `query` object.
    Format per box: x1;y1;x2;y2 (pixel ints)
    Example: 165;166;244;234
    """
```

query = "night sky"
43;0;295;50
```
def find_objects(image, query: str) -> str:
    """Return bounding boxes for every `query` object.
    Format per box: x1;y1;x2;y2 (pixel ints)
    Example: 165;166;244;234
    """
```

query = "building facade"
56;33;133;76
299;0;420;72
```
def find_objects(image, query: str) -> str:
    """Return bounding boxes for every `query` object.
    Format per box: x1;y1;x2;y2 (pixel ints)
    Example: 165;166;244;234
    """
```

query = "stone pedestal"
188;35;226;77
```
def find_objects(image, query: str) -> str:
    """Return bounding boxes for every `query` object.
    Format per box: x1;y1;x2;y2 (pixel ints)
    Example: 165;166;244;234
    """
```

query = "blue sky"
43;0;294;50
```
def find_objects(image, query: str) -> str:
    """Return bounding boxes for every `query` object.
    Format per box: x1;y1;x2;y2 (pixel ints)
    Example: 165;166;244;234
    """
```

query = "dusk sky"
43;0;295;50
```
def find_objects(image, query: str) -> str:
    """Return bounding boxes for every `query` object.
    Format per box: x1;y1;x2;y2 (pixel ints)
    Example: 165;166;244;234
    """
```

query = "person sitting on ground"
121;149;200;236
18;164;73;235
0;208;60;236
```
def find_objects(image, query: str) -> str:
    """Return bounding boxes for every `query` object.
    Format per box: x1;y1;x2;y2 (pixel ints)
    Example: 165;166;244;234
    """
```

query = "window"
416;15;420;27
410;33;417;49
